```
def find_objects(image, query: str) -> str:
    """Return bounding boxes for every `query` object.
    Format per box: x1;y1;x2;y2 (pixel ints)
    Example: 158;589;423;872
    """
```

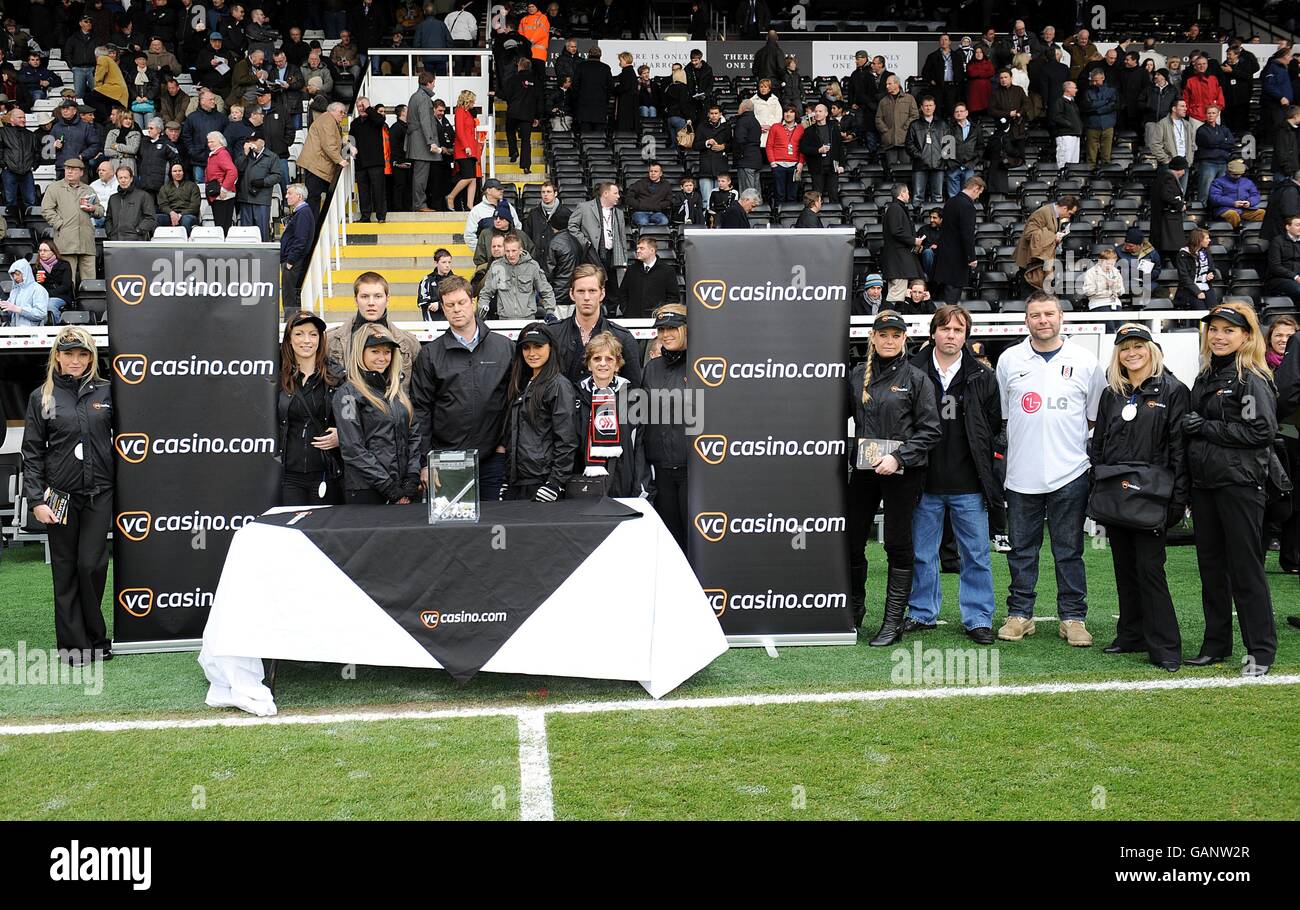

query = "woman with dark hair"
1184;302;1280;674
847;311;942;645
1089;324;1190;671
1173;228;1221;310
278;311;344;506
21;327;114;664
966;45;995;115
34;239;74;323
332;323;423;505
1266;315;1299;573
573;331;640;497
503;322;577;502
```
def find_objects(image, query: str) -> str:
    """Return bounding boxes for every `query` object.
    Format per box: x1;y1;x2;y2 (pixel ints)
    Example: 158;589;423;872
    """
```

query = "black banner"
710;40;813;79
684;229;855;639
106;243;281;646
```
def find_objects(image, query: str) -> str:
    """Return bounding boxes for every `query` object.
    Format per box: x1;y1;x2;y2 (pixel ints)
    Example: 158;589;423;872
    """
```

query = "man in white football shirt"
996;291;1106;646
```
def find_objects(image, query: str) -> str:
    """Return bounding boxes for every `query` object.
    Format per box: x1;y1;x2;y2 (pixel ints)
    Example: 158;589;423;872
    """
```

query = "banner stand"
110;638;204;655
727;633;859;651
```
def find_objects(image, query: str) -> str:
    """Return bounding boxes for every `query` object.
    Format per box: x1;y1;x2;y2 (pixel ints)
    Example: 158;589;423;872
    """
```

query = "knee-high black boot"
869;566;913;647
850;559;867;629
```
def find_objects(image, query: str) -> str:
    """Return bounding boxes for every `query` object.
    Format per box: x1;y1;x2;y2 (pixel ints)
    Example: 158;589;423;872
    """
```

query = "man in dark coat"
795;191;824;227
621;236;679;318
932;177;983;304
797;101;842;202
1262;172;1300;246
573;46;612;134
921;33;966;116
348;96;388;223
280;183;316;312
1151;157;1189;259
752;30;784;84
503;57;544;173
880;183;923;302
685;49;715;124
719;189;759;228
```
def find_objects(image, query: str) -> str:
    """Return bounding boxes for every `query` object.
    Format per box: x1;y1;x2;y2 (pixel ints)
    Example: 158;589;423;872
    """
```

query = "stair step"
364;212;469;223
346;221;464;236
323;293;423;311
341;243;472;259
332;267;476;283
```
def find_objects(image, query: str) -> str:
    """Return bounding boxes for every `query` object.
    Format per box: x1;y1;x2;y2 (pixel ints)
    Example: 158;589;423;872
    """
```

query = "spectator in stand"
412;3;452;77
34;241;74;324
523;181;569;263
625;161;672;227
671;175;705;226
404;73;440;213
479;232;557;321
416;248;456;321
546;209;581;314
568;181;628;298
1152;157;1190;261
88;160;117;223
103;107;141;175
800;101;842;203
280;183;314;312
1;107;41;223
1172;228;1219;310
794;190;823;228
634;65;661;121
932;176;983;304
751;77;782;142
729;98;764;197
330;31;361;82
297;101;349;212
1015;196;1080;294
706;172;737;225
1;259;49;327
1115;52;1148;134
447;89;480;212
574;45;612;135
944;102;979;199
1260;48;1293;139
1218;46;1255;136
145;37;181;77
202;130;238;230
918;208;942;279
1182;54;1225;132
1208;158;1264;228
64;16;99;102
965;45;994;116
905;96;946;208
1049;81;1083;166
881;183;923;302
163;119;189;175
135;118;177;196
1082;247;1126;320
1140;69;1178;148
1079;68;1115;166
195;32;236;101
105;165;157;241
234;128;277;240
181;90;228;182
1064;28;1099;81
349;96;388;224
126;51;159;128
300;45;333;114
719;187;758;229
1263;171;1300;245
695;105;734;204
156;161;201;232
91;46;128;124
157;78;190;131
1118;227;1163;299
463;178;520;249
227;47;269;110
1151;100;1197;195
1272;106;1300;186
388;102;411;211
50;100;97;178
1193;105;1234;202
876;74;917;169
765;105;804;206
1266;215;1300;306
621;236;678;319
922;33;965;117
989;67;1028;141
18;50;62;104
503;57;544;175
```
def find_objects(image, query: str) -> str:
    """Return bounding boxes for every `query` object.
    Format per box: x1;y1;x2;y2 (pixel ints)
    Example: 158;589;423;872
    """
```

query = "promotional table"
199;498;728;715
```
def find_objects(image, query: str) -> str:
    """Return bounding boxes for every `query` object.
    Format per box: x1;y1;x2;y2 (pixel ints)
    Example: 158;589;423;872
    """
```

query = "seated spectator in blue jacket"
0;259;50;327
1117;227;1163;301
1207;158;1264;228
49;100;98;175
17;51;62;103
1194;105;1235;202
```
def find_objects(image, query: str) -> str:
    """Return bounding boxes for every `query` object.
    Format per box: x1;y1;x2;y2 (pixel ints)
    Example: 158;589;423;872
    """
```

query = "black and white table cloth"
199;498;728;715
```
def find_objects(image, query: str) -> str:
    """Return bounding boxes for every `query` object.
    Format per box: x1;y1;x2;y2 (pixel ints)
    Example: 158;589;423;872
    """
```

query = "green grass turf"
0;716;520;820
545;687;1300;820
1;539;1297;723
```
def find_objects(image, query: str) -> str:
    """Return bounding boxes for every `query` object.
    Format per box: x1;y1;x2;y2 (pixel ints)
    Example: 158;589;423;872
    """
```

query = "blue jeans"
48;297;67;322
72;66;95;100
921;247;936;279
667;115;686;135
697;176;717;204
910;491;996;629
3;170;35;208
772;165;798;204
192;164;206;183
945;165;974;198
912;166;943;204
632;211;668;225
1196;161;1226;203
480;451;505;501
639;106;658;118
1005;470;1090;621
155;212;198;230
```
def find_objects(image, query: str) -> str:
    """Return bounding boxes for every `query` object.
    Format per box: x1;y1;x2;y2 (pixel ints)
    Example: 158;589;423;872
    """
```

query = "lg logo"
694;356;727;388
111;275;146;306
1020;392;1068;413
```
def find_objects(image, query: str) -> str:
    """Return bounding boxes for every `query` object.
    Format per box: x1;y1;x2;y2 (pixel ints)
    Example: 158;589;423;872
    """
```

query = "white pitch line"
515;710;555;822
2;673;1297;737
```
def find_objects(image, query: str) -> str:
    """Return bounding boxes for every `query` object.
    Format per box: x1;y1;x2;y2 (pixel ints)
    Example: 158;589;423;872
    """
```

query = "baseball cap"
286;311;328;336
1114;324;1156;345
517;323;552;345
482;177;504;191
872;312;908;332
653;310;687;329
56;333;93;352
362;332;399;350
1200;306;1251;329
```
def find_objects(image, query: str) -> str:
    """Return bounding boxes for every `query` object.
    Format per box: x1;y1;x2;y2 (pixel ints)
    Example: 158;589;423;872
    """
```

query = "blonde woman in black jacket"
21;327;114;664
1184;302;1280;674
332;323;423;505
847;310;942;645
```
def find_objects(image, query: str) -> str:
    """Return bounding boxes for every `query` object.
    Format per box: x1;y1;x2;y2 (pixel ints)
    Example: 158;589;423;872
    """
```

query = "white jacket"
1082;263;1126;308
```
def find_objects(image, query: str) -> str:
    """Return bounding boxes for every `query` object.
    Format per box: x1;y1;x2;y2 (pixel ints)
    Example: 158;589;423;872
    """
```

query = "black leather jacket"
22;372;114;501
1187;358;1278;489
332;371;423;499
504;372;577;487
848;353;942;470
1089;371;1191;505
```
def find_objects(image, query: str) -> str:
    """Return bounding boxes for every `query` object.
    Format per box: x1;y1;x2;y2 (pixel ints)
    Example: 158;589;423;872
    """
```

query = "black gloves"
534;482;561;503
542;312;558;324
400;477;421;500
498;482;510;501
1166;502;1186;530
1182;412;1204;436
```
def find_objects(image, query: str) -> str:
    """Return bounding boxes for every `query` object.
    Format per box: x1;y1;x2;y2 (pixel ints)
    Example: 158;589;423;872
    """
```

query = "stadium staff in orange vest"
519;2;551;83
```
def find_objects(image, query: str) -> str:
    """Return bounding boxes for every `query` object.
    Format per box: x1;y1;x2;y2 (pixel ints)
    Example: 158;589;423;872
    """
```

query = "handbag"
1087;463;1175;532
676;123;695;149
131;100;155;113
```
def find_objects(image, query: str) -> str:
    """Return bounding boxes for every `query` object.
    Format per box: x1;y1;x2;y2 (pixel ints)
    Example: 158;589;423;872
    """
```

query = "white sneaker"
993;534;1012;553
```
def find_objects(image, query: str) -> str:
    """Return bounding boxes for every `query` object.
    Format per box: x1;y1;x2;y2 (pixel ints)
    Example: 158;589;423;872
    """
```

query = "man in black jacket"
719;188;759;228
685;49;714;124
411;275;515;500
621;236;678;318
1049;81;1084;166
731;98;764;196
546;208;581;311
795;191;824;227
550;264;642;388
625;161;673;226
1262;171;1300;245
798;101;842;202
905;304;1005;643
280;183;315;312
1267;214;1300;305
503;56;543;173
1;108;41;223
932;176;983;304
522;180;569;262
921;33;965;116
135;117;179;195
349;96;388;223
694;105;731;203
880;183;923;303
105;166;157;241
63;15;99;102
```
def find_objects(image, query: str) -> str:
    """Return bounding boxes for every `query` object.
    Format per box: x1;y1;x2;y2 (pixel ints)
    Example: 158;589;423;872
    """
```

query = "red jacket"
204;146;238;194
1182;73;1225;122
765;121;806;165
454;105;480;160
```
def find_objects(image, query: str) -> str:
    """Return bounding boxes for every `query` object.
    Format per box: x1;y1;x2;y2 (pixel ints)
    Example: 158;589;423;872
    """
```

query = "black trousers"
305;171;330;213
847;468;924;623
428;161;452;209
1274;435;1300;571
211;197;235;231
810;166;839;203
282;470;343;506
47;492;112;653
345;488;388;505
1107;525;1182;664
281;262;302;312
652;464;688;553
1192;484;1277;665
389;164;412;212
506;118;535;170
355;164;387;219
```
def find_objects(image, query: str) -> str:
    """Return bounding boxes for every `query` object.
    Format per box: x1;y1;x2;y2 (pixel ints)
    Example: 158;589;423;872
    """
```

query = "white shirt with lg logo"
997;337;1104;495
